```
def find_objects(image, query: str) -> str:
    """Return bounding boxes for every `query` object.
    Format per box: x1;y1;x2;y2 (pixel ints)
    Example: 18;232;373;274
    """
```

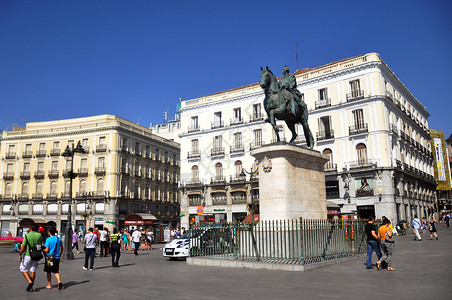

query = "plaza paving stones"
1;225;451;300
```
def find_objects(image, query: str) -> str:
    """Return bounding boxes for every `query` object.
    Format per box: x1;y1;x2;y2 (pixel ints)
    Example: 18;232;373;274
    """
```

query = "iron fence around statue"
189;219;367;265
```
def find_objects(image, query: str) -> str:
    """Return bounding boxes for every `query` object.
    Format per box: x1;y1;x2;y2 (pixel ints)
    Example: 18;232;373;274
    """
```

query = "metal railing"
189;219;367;265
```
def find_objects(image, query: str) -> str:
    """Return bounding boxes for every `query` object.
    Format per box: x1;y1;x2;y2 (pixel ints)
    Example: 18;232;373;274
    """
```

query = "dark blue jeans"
366;240;381;268
84;248;96;269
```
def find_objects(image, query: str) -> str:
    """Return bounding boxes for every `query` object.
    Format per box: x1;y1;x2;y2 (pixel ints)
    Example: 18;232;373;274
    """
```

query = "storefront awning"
211;190;227;194
187;191;202;195
33;218;47;224
326;201;340;208
242;214;260;223
231;188;247;193
124;213;157;225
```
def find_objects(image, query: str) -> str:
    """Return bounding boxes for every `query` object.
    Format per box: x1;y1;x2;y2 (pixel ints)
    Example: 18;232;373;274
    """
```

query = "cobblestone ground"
1;224;451;300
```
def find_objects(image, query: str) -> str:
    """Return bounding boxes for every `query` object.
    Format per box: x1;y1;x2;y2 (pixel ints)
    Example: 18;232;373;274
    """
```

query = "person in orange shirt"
377;218;396;271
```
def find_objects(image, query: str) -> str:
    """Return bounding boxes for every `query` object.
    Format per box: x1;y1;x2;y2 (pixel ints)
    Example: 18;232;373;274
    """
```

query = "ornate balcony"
20;172;31;180
230;145;244;154
349;123;368;135
249;114;264;122
50;149;61;156
34;171;45;179
346;90;364;102
48;170;59;178
188;125;200;133
315;98;331;109
350;159;373;169
22;151;33;159
3;172;14;180
95;167;106;176
316;130;334;141
188;150;201;159
230;118;244;126
96;144;107;152
211;148;225;156
5;152;16;159
211;121;224;129
324;162;337;172
78;168;89;177
36;150;46;157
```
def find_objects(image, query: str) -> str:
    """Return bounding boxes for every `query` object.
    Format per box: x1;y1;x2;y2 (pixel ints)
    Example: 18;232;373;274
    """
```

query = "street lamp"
240;166;259;223
61;141;86;260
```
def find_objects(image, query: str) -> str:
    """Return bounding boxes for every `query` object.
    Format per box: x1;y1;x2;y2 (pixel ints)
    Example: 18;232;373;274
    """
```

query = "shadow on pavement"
94;263;135;270
33;280;90;292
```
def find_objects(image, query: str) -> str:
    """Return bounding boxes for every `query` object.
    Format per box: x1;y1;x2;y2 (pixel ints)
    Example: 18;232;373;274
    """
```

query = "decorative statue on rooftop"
260;65;314;148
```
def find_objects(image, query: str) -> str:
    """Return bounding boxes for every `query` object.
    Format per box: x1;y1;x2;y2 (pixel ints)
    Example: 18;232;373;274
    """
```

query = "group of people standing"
121;228;154;253
18;224;63;292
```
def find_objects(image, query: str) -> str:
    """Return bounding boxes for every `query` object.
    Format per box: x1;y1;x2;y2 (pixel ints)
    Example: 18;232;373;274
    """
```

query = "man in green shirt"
18;224;42;292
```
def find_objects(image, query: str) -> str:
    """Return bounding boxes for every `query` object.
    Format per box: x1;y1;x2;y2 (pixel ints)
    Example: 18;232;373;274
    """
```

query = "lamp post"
61;141;86;260
240;166;258;223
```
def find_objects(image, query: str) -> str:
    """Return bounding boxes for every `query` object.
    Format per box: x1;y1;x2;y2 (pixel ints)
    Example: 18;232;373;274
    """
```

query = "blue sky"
1;0;451;136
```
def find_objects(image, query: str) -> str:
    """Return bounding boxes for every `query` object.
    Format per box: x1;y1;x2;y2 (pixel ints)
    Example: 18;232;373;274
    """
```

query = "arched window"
97;178;104;196
50;181;58;197
79;179;86;195
191;165;199;183
235;161;242;179
215;163;223;181
356;143;368;166
36;182;43;196
64;180;70;196
21;182;29;197
5;183;12;197
323;148;334;170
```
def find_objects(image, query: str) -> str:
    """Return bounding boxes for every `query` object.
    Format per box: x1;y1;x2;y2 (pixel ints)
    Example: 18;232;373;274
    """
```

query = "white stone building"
177;53;436;228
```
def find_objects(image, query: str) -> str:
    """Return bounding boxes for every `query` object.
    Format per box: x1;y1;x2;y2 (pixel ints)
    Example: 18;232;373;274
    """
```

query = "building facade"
0;115;180;238
178;53;436;228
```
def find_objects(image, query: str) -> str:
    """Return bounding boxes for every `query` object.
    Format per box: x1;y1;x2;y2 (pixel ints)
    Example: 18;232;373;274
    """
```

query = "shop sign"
105;220;116;224
213;209;225;212
124;220;154;225
196;206;204;215
94;217;103;220
94;220;104;225
327;210;338;215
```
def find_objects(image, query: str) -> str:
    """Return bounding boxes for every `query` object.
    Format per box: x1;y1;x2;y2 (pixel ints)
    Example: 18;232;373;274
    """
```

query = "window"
253;129;262;148
51;161;58;171
253;104;261;119
318;116;332;139
98;157;105;168
121;179;127;196
146;145;151;157
323;148;334;170
6;163;13;174
53;141;60;150
37;162;44;172
21;182;29;197
214;112;222;127
215;163;223;181
50;181;57;196
190;116;199;130
214;136;222;150
235;161;242;179
233;108;241;122
5;183;12;197
79;179;86;194
36;182;43;195
349;79;361;98
191;139;199;152
164;151;168;162
155;148;160;160
81;158;88;170
135;142;140;154
99;136;106;146
356;143;368;165
65;160;71;171
352;109;365;128
67;140;74;148
7;145;16;156
318;88;328;100
233;133;242;150
134;183;139;198
65;180;70;196
82;138;89;149
191;166;199;182
97;178;104;195
25;144;32;155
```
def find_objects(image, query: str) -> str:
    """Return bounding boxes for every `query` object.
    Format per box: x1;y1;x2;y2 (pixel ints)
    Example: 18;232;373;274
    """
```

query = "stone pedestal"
251;143;329;221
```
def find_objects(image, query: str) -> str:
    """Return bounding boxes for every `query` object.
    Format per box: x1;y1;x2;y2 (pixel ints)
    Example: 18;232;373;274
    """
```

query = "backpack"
25;235;43;261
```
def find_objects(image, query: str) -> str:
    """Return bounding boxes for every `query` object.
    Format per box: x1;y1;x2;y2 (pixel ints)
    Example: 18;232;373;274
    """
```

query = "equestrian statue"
260;65;314;149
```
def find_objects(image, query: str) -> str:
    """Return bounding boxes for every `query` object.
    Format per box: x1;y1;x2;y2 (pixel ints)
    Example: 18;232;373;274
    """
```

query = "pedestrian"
43;228;63;289
18;224;42;292
109;228;121;267
377;218;397;271
365;215;381;269
83;227;97;271
132;228;141;255
182;227;186;235
140;229;147;250
146;229;153;250
429;216;438;240
421;217;428;234
122;229;131;251
99;227;108;257
411;215;422;241
445;214;450;228
72;229;80;254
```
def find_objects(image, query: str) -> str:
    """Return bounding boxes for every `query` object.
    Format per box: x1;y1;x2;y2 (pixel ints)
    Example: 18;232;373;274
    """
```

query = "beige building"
0;115;180;238
178;53;436;228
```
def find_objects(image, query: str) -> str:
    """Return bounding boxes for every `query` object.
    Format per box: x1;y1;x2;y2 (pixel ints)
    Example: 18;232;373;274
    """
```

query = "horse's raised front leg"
287;121;297;144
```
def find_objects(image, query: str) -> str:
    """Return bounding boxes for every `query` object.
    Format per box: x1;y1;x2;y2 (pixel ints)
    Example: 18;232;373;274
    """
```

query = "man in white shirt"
131;228;141;256
99;228;108;257
84;228;97;271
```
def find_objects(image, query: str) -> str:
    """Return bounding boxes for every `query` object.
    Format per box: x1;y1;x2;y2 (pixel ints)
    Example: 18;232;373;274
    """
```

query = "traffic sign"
196;206;204;215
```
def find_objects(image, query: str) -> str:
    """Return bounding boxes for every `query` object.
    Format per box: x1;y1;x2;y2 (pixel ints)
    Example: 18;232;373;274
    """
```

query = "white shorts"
19;256;38;273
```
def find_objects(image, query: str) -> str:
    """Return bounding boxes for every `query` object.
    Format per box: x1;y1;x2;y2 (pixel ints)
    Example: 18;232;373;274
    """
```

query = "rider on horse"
278;65;306;117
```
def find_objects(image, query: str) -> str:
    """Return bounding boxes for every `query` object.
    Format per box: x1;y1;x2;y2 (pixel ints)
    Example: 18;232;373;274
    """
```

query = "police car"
162;233;189;260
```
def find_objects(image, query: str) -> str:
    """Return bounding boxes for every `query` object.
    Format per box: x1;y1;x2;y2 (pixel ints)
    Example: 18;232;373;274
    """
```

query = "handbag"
45;237;60;267
25;235;43;261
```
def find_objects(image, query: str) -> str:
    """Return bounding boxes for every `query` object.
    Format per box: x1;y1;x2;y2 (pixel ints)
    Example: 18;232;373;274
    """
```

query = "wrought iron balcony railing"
315;98;331;109
346;90;364;102
349;123;368;135
316;130;334;141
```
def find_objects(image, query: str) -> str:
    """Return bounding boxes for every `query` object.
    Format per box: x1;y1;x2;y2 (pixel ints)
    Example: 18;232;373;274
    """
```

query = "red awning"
242;214;260;223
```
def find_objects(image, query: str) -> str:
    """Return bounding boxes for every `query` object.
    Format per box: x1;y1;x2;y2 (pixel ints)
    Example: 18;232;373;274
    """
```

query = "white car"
162;234;189;260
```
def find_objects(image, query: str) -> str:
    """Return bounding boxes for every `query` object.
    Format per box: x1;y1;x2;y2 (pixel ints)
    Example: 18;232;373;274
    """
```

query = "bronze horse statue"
259;66;314;148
